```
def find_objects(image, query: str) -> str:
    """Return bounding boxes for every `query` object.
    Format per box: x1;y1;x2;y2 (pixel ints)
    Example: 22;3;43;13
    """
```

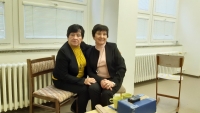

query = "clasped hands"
84;77;96;85
84;78;115;91
100;79;115;90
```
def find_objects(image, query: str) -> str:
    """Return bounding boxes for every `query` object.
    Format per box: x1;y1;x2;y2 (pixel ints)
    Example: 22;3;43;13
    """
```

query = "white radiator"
134;52;182;83
0;63;52;112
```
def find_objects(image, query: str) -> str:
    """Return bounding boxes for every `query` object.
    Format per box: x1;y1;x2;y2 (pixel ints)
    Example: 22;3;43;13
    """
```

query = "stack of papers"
158;73;183;80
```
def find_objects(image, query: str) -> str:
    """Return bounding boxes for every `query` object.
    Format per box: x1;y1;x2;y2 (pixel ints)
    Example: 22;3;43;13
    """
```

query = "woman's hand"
100;79;115;90
84;77;96;85
100;79;107;88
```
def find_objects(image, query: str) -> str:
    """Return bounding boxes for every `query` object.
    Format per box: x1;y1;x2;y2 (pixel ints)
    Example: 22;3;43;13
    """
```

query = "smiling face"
93;30;107;46
68;30;83;47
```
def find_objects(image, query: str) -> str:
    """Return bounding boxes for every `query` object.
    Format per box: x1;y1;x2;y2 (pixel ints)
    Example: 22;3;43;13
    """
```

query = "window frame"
55;0;87;5
153;0;179;18
151;16;176;43
0;0;12;44
136;0;179;46
18;0;88;44
136;14;152;43
138;0;153;15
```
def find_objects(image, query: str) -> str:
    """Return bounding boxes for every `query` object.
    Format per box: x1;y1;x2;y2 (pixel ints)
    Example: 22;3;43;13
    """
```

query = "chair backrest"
156;54;184;68
27;55;55;94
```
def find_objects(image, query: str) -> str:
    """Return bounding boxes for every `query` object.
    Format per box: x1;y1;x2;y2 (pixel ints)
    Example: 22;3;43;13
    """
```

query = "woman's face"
93;30;107;45
68;30;83;47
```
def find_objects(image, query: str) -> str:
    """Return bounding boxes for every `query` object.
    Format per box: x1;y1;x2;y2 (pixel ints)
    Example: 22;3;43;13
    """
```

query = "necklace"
96;48;105;73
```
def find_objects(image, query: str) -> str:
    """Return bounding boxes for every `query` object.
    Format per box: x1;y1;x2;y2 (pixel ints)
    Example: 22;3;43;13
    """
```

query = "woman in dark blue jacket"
86;24;126;109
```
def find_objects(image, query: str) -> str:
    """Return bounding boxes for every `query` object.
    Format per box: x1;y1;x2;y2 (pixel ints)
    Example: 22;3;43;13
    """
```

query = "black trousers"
89;82;121;110
53;80;89;113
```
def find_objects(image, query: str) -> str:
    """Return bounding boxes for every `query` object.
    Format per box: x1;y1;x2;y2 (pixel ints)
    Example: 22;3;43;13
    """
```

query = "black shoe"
70;100;76;113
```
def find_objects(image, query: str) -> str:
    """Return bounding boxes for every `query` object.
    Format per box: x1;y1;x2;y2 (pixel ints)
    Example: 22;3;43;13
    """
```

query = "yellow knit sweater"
71;46;86;78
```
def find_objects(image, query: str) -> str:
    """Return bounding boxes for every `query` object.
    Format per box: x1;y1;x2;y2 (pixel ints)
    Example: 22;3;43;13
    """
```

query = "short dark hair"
92;24;109;37
67;24;85;39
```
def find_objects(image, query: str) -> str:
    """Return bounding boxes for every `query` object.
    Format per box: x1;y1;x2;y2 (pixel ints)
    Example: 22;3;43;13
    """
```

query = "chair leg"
29;97;34;113
156;77;158;103
176;79;182;113
76;98;78;113
178;80;182;106
55;101;60;113
156;97;160;105
176;106;179;113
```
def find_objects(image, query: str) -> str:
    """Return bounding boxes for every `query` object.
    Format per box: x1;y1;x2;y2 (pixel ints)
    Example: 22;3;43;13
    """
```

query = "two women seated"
53;24;126;113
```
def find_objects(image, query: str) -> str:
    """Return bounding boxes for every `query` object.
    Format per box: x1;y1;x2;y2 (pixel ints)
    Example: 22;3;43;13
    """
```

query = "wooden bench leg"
29;97;33;113
55;101;60;113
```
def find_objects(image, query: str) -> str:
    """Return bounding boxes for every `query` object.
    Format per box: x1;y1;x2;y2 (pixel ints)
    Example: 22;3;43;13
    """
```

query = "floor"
134;75;200;113
2;75;200;113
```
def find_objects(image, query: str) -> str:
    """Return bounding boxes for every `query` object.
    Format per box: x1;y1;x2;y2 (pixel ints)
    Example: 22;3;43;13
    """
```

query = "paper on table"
158;73;183;80
95;104;108;113
140;95;149;100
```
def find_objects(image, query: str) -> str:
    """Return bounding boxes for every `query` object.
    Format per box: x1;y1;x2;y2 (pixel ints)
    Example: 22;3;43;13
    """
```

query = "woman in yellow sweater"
53;24;95;113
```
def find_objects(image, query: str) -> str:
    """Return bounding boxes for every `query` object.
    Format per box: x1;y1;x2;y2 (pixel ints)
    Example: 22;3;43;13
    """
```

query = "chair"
117;85;126;96
156;54;184;113
27;55;75;113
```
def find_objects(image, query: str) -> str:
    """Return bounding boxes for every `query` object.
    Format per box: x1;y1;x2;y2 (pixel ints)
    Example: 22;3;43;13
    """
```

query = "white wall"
116;0;137;94
103;0;118;43
177;0;200;76
90;0;119;43
89;0;103;45
0;50;57;64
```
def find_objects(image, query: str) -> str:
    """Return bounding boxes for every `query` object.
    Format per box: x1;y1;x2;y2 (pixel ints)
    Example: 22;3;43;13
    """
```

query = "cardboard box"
117;97;156;113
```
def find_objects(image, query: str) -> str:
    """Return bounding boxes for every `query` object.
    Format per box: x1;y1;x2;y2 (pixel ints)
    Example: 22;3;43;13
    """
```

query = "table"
86;104;116;113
